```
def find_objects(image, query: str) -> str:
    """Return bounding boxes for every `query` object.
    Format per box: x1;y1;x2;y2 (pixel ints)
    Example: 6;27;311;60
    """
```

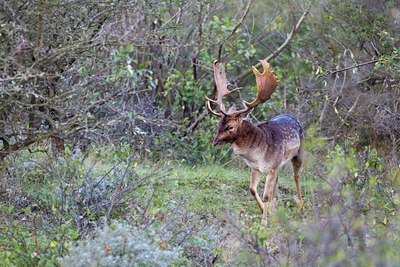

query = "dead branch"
323;59;380;77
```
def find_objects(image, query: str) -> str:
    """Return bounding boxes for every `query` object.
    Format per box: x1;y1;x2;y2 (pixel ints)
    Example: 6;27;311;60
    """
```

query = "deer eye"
226;126;234;131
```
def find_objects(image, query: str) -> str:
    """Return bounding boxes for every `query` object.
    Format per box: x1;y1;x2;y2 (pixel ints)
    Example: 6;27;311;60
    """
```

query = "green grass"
132;163;252;221
132;159;322;227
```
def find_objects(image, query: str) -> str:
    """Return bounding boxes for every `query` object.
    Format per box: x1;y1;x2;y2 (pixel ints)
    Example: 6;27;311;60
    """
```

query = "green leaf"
126;44;134;53
24;207;31;216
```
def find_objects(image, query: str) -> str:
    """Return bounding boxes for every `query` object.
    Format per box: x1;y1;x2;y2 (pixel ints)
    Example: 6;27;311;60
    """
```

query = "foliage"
220;142;400;266
59;222;182;267
0;147;161;266
0;0;399;266
0;149;234;266
1;0;398;163
1;134;400;266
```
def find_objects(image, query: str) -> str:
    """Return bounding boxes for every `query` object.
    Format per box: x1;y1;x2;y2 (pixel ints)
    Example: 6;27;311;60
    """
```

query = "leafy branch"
236;3;311;83
217;0;253;62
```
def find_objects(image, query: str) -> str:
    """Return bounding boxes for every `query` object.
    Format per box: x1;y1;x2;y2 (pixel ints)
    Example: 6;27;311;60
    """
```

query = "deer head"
206;60;278;146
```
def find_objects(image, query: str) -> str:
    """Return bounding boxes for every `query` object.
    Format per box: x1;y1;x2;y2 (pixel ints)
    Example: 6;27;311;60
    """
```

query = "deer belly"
234;147;272;172
243;158;272;173
243;158;261;170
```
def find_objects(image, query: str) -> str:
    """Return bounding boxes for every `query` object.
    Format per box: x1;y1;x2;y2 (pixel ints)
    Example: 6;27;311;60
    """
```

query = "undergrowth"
0;135;399;266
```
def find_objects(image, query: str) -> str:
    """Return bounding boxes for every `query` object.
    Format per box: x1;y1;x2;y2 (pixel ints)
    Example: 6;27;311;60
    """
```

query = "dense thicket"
1;0;399;162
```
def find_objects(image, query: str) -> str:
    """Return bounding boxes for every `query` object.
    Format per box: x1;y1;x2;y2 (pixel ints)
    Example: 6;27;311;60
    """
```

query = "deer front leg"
261;169;277;226
250;169;264;213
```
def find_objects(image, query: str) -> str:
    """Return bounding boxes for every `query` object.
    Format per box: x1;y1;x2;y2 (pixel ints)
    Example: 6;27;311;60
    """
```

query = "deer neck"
232;120;265;156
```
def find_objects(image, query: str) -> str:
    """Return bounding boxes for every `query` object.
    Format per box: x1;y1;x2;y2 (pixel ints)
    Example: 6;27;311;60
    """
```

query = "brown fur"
212;113;304;225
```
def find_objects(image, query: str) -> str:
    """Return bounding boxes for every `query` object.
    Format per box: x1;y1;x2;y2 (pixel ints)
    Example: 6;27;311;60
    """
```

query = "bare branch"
217;0;253;62
236;4;311;83
323;59;379;77
0;73;60;82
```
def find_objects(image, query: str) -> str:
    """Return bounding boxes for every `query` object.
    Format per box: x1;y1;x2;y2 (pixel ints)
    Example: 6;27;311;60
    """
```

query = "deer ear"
240;109;252;119
234;109;252;122
238;101;253;119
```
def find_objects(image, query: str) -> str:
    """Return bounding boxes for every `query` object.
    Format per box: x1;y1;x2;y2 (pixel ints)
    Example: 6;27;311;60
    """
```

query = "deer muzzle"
212;137;220;146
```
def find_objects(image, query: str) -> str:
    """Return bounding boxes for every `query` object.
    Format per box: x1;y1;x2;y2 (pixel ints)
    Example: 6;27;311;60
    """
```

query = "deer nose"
212;138;219;146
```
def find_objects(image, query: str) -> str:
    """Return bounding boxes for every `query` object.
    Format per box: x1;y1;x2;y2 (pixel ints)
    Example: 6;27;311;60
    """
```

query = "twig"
322;59;380;77
186;113;206;135
0;73;60;82
217;0;253;61
307;56;400;90
236;3;311;83
333;96;345;124
341;94;360;127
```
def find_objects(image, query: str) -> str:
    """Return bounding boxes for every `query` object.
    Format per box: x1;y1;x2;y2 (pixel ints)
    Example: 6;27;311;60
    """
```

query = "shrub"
225;144;400;266
0;147;169;266
58;222;182;267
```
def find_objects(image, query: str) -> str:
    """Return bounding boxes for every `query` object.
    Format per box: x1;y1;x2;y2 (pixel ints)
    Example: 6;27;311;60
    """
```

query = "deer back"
231;114;303;173
260;115;303;168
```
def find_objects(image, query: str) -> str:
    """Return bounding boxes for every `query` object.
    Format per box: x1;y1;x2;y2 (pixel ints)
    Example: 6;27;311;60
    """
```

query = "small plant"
58;222;182;267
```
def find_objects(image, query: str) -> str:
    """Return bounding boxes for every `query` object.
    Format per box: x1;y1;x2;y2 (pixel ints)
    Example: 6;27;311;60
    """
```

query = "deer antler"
206;60;277;117
206;60;241;116
242;60;277;110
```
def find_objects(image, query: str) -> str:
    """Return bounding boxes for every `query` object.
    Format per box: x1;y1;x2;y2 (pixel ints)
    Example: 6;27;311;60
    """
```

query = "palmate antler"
205;61;241;116
206;60;277;117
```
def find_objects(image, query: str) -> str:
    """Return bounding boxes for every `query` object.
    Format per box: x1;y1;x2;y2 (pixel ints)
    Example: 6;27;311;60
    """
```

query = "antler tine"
205;60;241;116
206;99;223;117
232;60;277;116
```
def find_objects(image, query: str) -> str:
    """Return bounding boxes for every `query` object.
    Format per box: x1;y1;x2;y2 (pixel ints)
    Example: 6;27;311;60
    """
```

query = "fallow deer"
206;60;304;225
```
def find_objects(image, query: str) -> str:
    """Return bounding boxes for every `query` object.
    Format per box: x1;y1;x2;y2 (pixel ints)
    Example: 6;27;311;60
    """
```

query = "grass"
126;156;326;241
1;144;399;266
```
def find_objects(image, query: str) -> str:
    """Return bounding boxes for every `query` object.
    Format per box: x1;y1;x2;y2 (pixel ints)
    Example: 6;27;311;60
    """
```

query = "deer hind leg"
261;169;277;225
250;169;264;213
270;175;279;211
291;154;304;212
